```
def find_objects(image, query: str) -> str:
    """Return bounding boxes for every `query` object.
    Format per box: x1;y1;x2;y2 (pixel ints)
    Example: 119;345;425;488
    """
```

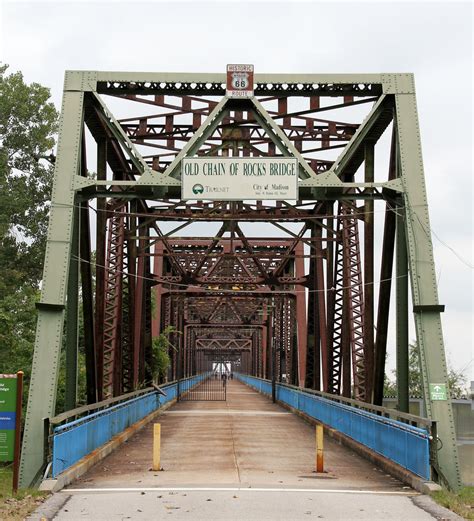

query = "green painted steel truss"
19;71;461;491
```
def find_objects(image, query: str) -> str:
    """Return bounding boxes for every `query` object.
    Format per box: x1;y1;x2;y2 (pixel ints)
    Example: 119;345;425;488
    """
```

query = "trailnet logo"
192;184;204;195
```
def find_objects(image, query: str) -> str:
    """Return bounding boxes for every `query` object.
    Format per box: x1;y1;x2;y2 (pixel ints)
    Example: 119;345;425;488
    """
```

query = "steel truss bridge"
19;71;461;491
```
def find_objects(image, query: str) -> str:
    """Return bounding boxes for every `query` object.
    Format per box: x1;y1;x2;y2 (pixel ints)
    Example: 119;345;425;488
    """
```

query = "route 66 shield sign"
226;64;254;98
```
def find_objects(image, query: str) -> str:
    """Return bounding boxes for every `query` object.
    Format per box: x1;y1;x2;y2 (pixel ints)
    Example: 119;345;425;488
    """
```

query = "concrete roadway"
31;380;461;520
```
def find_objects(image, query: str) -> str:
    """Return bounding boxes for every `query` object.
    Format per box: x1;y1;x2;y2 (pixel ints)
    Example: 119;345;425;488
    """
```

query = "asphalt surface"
29;380;462;520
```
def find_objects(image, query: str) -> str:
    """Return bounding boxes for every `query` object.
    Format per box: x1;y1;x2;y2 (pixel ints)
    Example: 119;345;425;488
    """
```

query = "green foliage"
0;64;58;286
0;286;39;410
384;342;468;399
0;65;58;406
431;486;474;520
0;464;48;519
148;326;177;383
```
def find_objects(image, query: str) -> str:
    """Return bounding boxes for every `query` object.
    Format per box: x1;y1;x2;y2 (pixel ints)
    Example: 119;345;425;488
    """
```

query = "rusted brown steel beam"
341;202;366;400
364;142;375;401
141;235;153;384
324;203;335;393
373;126;397;405
119;209;133;394
152;241;164;339
95;138;107;401
315;222;328;391
117;91;362;126
121;122;355;145
122;203;137;393
306;240;318;389
330;215;344;395
79;140;97;404
133;223;146;388
294;242;308;387
102;206;125;399
195;339;252;350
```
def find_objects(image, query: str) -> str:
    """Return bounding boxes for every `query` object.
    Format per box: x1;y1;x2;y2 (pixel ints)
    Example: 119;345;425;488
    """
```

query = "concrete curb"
411;494;465;520
26;492;70;520
39;398;177;493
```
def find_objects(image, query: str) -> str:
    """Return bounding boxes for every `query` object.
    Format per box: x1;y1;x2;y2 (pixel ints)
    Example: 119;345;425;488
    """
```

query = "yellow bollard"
315;424;324;473
153;423;161;471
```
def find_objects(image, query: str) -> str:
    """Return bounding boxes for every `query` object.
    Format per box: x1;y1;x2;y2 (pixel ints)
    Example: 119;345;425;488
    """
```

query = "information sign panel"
0;374;17;462
182;158;298;201
429;383;447;401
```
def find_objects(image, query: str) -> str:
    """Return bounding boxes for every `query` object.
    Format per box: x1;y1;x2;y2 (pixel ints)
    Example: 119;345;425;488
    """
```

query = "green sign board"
0;374;17;462
429;383;447;401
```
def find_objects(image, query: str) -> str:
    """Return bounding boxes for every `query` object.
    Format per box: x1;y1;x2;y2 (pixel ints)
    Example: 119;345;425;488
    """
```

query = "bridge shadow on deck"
71;380;406;491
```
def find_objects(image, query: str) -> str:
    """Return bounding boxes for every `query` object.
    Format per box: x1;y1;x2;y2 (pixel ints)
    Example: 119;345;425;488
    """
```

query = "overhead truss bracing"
20;71;460;492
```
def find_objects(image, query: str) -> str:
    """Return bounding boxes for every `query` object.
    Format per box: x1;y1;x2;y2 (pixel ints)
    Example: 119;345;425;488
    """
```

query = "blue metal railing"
236;373;432;480
51;374;205;477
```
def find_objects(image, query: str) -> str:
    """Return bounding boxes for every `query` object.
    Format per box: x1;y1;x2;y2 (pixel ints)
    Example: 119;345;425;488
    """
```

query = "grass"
431;486;474;520
0;464;49;521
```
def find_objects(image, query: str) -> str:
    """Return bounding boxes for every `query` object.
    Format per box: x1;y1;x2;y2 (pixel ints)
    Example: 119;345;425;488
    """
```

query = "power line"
53;198;472;270
71;253;409;295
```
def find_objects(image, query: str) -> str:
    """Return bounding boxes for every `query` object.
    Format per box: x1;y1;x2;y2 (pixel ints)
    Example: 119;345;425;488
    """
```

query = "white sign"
226;64;254;98
182;158;298;201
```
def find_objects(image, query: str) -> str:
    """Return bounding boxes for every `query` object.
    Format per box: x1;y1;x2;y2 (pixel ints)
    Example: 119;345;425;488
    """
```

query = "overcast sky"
1;0;472;379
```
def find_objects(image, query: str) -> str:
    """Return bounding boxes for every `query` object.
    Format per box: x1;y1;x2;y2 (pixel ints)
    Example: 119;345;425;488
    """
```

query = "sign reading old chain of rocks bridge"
182;158;298;201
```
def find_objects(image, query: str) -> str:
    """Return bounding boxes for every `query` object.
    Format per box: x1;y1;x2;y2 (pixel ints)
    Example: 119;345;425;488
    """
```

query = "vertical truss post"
396;83;461;489
373;127;397;406
342;203;366;400
396;209;409;412
315;223;327;391
325;203;335;393
143;247;153;384
102;207;125;398
65;205;80;410
295;242;307;387
120;207;134;393
306;238;318;389
133;221;146;387
330;215;344;395
262;306;268;378
152;242;164;338
341;283;352;398
80;199;97;404
20;84;84;488
95;138;107;400
78;137;96;403
364;142;375;400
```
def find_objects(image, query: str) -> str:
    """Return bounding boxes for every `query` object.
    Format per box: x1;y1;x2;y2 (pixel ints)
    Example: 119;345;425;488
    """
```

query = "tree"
148;326;177;384
384;342;468;399
0;64;58;288
0;65;58;400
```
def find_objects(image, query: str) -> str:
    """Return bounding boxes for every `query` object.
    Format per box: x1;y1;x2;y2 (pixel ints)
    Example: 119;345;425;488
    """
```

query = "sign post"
0;372;24;493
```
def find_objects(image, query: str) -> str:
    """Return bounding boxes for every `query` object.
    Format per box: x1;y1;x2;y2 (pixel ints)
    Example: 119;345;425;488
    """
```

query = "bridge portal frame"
19;71;461;491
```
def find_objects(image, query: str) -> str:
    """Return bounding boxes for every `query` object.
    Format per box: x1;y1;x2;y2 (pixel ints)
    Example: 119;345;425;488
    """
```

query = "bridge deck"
71;380;407;491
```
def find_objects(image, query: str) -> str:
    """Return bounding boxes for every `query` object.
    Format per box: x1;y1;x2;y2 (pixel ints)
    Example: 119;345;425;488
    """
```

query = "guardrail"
236;374;433;480
49;374;206;477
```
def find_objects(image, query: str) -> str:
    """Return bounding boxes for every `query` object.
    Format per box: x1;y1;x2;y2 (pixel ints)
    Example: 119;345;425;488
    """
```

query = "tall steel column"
396;83;461;488
20;83;84;487
396;209;409;413
64;206;79;410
